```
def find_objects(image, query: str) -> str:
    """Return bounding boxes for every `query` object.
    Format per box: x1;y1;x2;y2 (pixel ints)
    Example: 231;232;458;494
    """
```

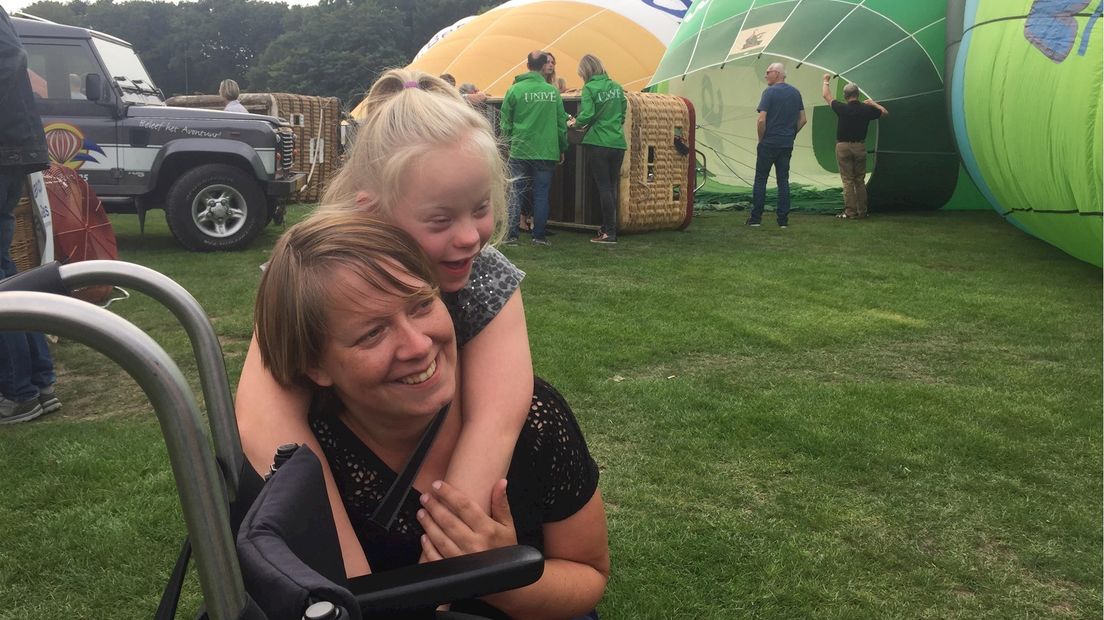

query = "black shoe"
38;385;61;415
0;396;43;425
746;219;761;227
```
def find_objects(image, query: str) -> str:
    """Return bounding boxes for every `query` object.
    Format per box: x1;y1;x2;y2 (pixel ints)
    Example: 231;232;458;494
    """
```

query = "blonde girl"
236;69;533;577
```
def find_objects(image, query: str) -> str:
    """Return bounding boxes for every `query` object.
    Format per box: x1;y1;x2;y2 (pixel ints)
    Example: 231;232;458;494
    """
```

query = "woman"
219;79;247;113
236;70;535;578
570;54;626;245
253;213;609;619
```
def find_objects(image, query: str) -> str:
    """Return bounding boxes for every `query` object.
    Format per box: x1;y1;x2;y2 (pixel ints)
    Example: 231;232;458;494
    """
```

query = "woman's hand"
418;479;517;560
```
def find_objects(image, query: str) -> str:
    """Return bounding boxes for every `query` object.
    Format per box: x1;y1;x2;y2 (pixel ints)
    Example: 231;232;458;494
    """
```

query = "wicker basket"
619;92;695;233
12;190;39;273
165;92;343;203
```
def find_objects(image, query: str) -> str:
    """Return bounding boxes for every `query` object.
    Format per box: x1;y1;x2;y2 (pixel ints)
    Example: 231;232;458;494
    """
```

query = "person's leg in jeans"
530;160;555;242
749;144;776;224
520;169;534;232
27;332;55;390
0;171;48;404
587;146;615;238
775;147;793;226
506;158;530;241
608;148;624;239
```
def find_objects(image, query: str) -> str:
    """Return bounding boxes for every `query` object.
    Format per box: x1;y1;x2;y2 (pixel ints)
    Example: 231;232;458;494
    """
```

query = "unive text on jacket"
522;91;560;103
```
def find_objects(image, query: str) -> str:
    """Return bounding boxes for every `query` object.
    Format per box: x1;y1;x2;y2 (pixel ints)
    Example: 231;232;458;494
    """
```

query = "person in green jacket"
500;51;567;246
571;54;626;244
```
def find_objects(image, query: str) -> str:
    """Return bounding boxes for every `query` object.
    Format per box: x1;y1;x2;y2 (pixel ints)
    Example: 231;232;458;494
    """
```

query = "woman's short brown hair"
254;211;440;387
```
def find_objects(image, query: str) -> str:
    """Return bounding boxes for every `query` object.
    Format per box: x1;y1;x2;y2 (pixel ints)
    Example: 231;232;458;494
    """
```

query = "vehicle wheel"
165;164;267;252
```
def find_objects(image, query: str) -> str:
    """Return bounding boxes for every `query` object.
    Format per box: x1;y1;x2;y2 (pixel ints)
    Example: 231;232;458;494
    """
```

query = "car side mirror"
85;73;105;102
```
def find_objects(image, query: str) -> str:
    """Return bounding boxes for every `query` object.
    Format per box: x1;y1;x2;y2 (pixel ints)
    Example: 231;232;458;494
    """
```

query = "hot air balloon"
947;0;1102;266
43;164;118;304
351;0;690;119
650;0;966;211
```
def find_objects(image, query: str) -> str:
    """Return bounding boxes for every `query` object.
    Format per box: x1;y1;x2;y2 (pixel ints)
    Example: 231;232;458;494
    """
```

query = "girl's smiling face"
389;136;495;293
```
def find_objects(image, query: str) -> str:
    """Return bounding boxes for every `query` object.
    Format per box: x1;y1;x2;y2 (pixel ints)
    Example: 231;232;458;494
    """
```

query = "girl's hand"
418;479;517;561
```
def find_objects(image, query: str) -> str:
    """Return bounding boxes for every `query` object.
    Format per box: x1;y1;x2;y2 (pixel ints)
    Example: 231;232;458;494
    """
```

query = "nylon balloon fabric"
43;165;119;303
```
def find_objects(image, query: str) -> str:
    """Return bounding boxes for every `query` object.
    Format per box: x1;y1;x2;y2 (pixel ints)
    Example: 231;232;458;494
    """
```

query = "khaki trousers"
835;142;868;217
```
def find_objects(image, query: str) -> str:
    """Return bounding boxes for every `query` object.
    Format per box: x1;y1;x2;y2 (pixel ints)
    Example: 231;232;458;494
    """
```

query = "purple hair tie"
403;81;420;89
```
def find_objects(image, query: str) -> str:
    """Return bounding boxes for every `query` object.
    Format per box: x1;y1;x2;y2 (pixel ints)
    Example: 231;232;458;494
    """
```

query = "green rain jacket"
575;73;627;150
500;71;567;161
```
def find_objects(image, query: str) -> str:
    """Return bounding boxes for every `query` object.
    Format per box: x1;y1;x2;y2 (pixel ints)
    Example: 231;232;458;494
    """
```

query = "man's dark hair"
527;51;548;71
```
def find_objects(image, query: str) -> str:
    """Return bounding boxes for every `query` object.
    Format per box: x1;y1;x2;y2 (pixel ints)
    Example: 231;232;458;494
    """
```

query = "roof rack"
11;12;58;23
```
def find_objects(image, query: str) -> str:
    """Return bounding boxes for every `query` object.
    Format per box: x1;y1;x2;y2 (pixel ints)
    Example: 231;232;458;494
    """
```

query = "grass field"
0;206;1100;618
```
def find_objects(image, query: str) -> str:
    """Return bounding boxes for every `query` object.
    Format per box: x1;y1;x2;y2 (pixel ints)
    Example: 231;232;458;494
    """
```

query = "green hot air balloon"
651;0;966;211
947;0;1103;267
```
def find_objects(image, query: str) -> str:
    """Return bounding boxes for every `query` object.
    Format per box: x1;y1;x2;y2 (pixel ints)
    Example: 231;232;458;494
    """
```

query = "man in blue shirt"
748;62;806;229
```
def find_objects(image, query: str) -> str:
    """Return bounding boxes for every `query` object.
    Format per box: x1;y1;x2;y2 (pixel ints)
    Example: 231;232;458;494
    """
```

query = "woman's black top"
309;377;599;617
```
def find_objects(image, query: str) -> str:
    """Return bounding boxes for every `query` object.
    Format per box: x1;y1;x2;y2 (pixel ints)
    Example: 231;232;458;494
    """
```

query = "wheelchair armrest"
349;545;544;614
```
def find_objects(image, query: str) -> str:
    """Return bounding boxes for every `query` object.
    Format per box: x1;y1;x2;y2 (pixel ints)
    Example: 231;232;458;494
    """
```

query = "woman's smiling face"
306;264;457;421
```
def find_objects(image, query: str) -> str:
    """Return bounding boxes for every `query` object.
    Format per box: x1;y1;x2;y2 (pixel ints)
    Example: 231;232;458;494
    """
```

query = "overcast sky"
3;0;321;15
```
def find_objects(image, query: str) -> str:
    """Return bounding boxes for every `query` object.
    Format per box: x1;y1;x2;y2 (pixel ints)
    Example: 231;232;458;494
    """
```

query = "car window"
24;41;106;101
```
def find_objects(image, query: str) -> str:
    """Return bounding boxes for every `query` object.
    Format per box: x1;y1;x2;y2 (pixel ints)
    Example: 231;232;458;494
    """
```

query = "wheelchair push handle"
0;259;244;498
0;292;248;620
0;261;70;296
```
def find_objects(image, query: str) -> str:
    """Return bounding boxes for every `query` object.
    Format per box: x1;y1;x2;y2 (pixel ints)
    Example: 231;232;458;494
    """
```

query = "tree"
85;1;181;94
18;0;513;103
23;0;289;97
380;0;508;58
248;1;407;104
18;0;87;24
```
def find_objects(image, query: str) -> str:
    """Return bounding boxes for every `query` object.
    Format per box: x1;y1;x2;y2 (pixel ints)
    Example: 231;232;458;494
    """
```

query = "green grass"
0;206;1099;618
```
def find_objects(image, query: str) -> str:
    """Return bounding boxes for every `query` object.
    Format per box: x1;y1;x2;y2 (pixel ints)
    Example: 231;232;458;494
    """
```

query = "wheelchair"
0;260;543;620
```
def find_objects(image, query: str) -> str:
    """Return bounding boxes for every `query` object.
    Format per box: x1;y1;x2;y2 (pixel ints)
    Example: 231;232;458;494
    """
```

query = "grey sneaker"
531;238;551;246
0;396;44;425
38;385;61;415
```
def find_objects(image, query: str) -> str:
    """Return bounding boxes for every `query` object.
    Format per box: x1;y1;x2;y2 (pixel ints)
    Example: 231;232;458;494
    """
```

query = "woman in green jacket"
572;54;626;244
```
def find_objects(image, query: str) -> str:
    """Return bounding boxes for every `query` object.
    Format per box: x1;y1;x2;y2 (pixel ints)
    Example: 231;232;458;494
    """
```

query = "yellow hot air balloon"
351;0;690;119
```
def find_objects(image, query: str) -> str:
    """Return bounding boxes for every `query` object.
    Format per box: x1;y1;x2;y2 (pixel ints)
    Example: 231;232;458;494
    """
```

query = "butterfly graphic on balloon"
43;123;107;170
1025;0;1103;62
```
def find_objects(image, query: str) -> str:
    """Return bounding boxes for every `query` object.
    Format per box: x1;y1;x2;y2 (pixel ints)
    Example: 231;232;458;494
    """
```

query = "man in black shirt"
822;74;888;219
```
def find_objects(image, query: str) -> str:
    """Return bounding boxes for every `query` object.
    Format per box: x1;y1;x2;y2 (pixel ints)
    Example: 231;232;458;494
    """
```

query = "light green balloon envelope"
947;0;1103;267
651;0;962;210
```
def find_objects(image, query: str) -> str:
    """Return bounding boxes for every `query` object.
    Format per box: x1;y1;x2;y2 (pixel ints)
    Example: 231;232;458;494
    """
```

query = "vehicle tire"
165;164;267;252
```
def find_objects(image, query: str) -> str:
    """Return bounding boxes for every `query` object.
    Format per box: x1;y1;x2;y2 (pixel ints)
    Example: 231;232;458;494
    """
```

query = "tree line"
20;0;506;107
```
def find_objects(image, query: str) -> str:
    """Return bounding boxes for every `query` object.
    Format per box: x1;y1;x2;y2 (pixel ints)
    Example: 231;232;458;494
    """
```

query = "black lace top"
442;245;524;347
309;377;599;576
